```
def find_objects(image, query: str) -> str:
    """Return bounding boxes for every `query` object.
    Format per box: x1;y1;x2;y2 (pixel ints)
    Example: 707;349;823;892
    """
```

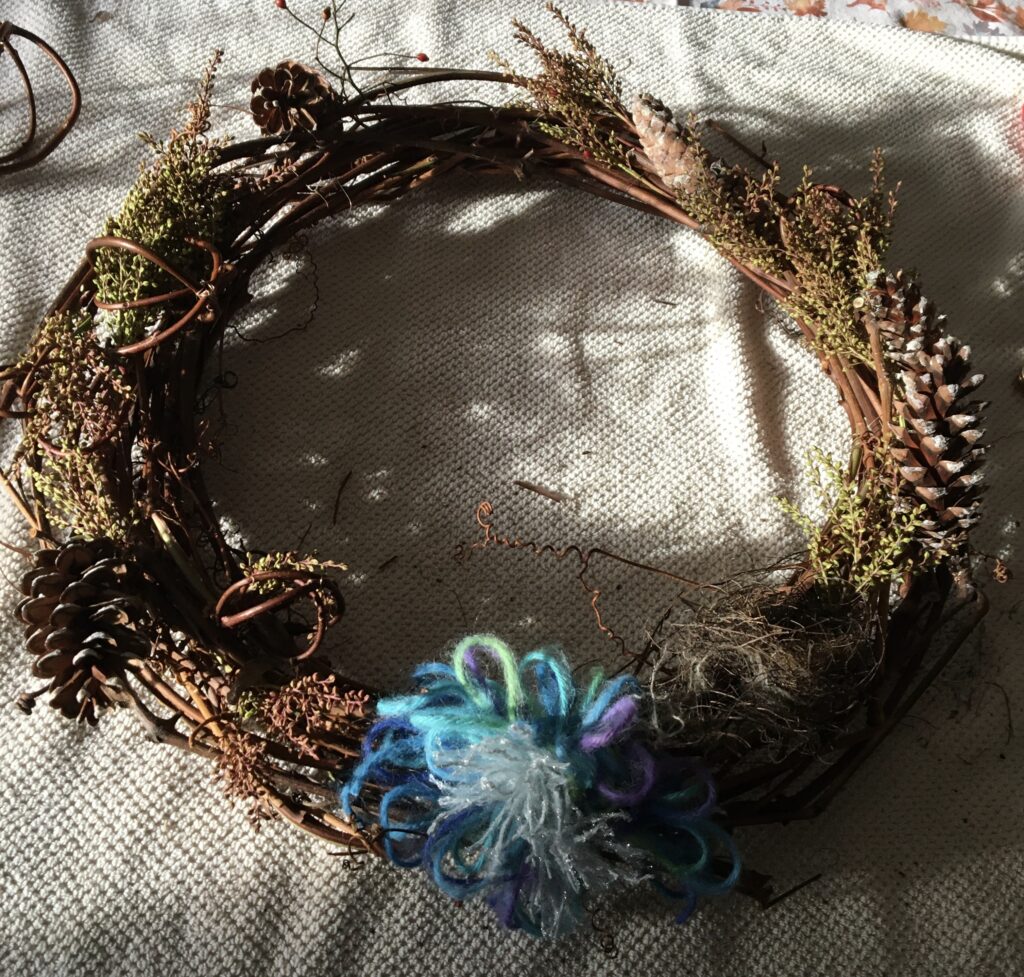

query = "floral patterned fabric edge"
620;0;1024;38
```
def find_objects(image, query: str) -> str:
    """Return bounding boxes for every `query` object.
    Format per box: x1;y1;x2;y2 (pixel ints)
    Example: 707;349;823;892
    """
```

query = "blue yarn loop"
340;635;741;938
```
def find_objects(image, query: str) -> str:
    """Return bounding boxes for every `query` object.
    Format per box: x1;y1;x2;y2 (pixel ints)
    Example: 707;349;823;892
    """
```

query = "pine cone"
250;61;335;135
631;93;701;195
15;537;153;725
862;270;986;554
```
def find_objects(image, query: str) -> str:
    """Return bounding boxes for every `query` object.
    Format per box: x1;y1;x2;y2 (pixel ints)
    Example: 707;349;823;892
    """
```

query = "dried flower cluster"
492;4;632;171
254;673;369;759
212;723;274;825
6;312;136;539
781;157;896;362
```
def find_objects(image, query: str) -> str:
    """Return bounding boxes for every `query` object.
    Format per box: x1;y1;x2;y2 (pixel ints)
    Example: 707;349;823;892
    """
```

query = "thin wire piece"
465;501;718;657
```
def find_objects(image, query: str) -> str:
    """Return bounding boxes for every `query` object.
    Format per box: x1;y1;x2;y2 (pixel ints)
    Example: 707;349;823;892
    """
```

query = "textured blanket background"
2;2;1024;974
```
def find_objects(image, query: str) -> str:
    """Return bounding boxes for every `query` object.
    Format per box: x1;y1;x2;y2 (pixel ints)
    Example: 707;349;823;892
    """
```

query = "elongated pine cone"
250;60;335;135
631;93;701;195
862;270;986;554
15;537;153;725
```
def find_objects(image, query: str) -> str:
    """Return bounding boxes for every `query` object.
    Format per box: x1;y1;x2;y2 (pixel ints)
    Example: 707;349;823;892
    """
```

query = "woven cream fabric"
2;2;1023;974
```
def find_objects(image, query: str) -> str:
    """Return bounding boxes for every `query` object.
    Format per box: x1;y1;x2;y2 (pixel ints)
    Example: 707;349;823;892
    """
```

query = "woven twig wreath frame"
1;4;990;938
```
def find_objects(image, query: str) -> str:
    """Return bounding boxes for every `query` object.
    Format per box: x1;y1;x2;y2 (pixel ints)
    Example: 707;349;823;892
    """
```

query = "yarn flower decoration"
340;635;741;938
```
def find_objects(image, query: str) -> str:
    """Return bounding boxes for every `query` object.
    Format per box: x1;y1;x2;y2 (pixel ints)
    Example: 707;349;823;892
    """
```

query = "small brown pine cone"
861;270;986;554
250;60;335;135
16;537;153;725
631;93;701;195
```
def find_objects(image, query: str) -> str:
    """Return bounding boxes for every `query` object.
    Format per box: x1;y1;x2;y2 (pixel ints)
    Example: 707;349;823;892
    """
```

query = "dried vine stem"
0;21;80;174
464;500;715;656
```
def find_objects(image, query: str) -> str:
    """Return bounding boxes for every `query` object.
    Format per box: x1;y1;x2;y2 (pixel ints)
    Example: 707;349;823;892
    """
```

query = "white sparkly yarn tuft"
433;725;647;938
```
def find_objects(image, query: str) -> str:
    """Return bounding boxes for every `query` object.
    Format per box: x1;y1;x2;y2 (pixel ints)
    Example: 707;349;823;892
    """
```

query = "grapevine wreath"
2;3;992;940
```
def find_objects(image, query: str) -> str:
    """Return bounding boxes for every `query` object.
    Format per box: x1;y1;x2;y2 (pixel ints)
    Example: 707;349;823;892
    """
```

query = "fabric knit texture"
1;1;1023;975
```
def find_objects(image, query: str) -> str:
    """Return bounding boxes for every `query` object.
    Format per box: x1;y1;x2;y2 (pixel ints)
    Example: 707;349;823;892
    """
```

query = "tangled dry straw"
648;581;875;760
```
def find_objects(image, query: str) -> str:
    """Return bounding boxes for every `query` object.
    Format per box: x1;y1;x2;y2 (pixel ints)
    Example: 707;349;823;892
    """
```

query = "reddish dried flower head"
322;6;331;21
415;52;429;63
275;0;288;9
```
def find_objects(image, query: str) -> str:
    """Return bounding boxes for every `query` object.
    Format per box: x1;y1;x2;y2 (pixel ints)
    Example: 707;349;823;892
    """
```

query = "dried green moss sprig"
93;50;229;345
7;311;136;540
242;550;348;595
779;154;897;362
779;447;936;593
28;448;130;541
631;99;897;364
12;311;133;456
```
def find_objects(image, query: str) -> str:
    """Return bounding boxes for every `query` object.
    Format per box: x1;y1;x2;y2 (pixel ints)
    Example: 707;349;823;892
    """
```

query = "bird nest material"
1;3;991;941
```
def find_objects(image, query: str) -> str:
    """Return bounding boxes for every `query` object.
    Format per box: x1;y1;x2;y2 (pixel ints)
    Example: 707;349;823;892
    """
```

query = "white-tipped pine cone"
862;270;986;554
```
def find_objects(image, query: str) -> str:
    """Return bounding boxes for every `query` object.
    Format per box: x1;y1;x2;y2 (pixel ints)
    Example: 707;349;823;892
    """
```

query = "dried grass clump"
648;581;875;760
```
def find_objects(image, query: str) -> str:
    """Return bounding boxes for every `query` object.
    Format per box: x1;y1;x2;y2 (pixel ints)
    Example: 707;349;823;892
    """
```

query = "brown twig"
0;22;81;174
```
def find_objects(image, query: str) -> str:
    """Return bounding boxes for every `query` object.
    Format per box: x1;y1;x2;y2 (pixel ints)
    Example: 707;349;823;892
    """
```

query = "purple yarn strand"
580;695;638;751
597;740;656;806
